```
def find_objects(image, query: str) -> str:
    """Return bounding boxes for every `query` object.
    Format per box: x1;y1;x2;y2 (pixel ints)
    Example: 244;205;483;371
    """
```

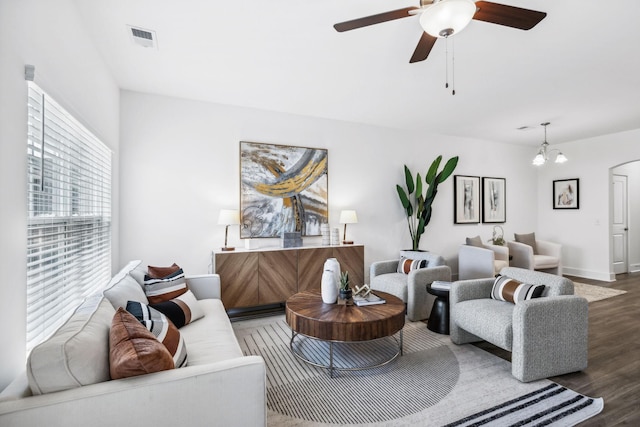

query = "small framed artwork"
553;178;579;209
454;175;480;224
482;177;506;223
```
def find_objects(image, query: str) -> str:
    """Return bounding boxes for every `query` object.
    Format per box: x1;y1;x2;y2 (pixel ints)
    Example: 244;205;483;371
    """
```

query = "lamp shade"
217;209;240;225
420;0;476;38
555;152;568;164
339;210;358;224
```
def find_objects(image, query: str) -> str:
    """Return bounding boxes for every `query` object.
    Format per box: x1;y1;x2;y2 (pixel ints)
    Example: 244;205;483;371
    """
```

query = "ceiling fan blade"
410;32;437;63
473;1;547;30
334;7;418;32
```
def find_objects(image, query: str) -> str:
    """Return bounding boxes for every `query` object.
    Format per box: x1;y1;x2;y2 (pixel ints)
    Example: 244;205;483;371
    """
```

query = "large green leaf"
436;156;459;183
404;165;414;195
425;155;442;185
415;173;423;201
396;185;413;217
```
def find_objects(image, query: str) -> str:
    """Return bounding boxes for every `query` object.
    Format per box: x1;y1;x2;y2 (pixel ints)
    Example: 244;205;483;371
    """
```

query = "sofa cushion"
533;254;560;270
180;299;243;366
515;232;538;254
126;301;188;368
453;299;514;350
369;273;408;302
103;260;148;310
466;235;484;247
491;275;545;304
27;294;115;395
109;308;174;380
144;267;188;304
150;289;204;328
397;257;427;274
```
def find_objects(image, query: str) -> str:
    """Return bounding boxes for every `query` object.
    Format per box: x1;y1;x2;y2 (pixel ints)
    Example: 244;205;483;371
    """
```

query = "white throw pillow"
27;294;115;395
103;260;148;309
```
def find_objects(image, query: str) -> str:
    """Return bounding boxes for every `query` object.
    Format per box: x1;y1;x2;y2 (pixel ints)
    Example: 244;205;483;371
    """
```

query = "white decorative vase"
321;258;341;304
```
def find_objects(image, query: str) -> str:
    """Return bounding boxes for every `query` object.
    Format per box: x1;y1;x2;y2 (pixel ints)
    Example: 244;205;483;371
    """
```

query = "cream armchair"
508;238;562;276
370;251;451;322
458;244;509;280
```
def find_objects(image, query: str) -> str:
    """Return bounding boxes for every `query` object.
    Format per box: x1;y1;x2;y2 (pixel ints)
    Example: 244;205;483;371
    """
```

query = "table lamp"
339;210;358;244
218;209;240;251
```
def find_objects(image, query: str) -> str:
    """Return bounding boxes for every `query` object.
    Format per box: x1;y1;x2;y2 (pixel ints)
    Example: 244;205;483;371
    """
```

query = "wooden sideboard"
213;245;364;310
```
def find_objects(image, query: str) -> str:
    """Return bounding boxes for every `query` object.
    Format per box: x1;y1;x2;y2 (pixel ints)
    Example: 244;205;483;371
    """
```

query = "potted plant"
488;225;505;246
396;155;459;251
339;271;352;303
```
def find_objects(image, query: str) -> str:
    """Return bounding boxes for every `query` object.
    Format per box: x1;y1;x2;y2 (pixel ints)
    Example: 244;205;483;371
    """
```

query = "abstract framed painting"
454;175;480;224
239;141;328;238
553;178;579;209
482;177;506;223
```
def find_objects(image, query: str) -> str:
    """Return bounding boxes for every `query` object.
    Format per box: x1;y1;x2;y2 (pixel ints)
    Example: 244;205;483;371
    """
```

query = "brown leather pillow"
109;307;174;380
146;263;181;279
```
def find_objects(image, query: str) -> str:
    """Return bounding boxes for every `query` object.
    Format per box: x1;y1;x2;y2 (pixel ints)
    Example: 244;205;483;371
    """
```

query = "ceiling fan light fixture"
419;0;476;38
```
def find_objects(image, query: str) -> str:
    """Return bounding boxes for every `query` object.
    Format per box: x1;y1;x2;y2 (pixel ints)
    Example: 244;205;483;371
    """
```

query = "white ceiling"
72;0;640;146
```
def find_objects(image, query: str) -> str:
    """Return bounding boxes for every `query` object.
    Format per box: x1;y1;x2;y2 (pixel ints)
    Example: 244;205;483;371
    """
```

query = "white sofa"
0;260;266;427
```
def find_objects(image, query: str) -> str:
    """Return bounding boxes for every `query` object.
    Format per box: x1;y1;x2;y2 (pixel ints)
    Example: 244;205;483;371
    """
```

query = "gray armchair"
370;251;451;321
450;267;588;382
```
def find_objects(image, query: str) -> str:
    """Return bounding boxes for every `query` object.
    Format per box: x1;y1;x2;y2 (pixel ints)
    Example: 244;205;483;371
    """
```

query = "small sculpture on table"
353;284;372;297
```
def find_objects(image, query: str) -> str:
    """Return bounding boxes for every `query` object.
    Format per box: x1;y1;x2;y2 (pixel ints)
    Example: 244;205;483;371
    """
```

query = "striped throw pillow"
491;275;545;304
126;301;187;368
397;257;428;274
150;289;204;328
143;267;187;304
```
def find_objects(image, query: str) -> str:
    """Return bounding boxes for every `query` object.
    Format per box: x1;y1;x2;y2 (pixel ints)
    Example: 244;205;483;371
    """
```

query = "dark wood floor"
474;273;640;426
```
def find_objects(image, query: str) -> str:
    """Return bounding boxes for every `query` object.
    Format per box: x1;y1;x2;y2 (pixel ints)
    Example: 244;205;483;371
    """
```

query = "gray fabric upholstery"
370;252;451;322
450;267;588;382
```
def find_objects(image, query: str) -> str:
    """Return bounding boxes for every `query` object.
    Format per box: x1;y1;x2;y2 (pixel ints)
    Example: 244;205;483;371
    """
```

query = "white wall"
0;0;119;389
536;129;640;280
119;91;538;279
612;161;640;272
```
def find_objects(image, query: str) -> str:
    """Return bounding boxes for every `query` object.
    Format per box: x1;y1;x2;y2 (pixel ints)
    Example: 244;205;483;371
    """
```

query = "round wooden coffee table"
285;290;405;377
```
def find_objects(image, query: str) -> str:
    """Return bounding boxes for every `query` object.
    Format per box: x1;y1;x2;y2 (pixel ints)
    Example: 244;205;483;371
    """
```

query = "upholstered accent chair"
508;233;562;275
370;251;451;321
450;267;588;382
458;243;509;280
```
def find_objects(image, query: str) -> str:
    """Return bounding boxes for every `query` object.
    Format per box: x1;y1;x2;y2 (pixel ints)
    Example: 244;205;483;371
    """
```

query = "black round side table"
426;282;451;335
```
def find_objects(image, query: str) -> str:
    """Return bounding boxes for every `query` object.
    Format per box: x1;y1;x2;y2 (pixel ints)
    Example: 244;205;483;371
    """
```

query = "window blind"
26;82;112;352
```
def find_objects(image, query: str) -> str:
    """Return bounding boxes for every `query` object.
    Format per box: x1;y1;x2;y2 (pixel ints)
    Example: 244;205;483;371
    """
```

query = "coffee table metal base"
289;330;403;378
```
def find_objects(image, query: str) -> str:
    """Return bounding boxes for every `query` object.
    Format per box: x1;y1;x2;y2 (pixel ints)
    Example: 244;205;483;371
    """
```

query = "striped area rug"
233;316;603;426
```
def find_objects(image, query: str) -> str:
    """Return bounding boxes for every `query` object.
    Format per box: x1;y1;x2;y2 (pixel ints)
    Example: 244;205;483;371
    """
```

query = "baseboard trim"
562;267;615;282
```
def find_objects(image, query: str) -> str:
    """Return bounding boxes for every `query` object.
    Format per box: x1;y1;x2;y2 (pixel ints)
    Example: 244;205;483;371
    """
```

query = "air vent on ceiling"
128;25;157;49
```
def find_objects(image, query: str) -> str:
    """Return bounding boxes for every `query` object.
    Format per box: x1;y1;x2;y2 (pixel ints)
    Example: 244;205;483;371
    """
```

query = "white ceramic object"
321;257;341;304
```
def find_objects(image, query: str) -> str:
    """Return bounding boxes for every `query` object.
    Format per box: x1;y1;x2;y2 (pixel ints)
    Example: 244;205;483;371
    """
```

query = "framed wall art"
454;175;480;224
239;141;328;238
553;178;579;209
482;177;506;223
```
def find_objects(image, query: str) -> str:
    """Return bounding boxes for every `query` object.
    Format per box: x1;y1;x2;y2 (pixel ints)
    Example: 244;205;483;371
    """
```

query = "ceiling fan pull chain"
445;36;449;89
451;36;456;95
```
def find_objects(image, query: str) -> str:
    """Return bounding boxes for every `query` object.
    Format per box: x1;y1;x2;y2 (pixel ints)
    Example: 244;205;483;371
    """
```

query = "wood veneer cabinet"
213;245;364;310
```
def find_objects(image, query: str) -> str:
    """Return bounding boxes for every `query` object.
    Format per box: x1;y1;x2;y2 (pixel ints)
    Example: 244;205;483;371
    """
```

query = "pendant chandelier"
532;122;568;166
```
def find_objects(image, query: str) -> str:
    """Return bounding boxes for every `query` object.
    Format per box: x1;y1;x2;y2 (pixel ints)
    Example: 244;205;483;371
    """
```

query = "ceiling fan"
334;0;547;63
